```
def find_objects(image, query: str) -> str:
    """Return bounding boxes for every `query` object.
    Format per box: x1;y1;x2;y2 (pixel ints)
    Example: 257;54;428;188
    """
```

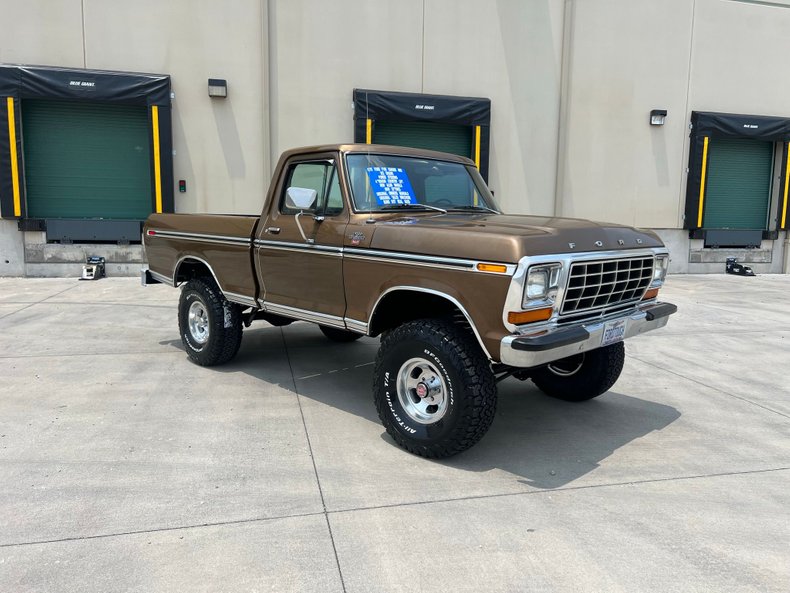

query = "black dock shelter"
354;88;492;182
0;64;172;242
685;110;790;244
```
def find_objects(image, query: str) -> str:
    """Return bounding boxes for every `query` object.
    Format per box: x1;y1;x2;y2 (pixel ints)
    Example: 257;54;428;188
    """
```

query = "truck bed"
143;213;259;306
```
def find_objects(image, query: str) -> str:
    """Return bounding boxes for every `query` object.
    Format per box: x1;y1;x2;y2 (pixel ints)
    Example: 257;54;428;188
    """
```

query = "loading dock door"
22;99;152;219
373;120;473;160
703;138;773;230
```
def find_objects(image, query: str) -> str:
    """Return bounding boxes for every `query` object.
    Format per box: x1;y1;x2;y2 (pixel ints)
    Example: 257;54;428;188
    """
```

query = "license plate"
601;318;627;347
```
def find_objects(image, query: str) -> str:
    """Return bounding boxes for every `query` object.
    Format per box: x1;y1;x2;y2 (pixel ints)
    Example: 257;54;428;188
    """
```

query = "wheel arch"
368;286;492;360
174;255;223;290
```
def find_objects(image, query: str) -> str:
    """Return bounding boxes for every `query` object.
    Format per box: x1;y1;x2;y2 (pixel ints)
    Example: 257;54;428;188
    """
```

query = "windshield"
345;153;499;213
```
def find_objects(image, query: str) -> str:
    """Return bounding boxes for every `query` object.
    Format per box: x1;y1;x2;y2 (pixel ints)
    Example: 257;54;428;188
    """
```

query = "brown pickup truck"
143;144;676;458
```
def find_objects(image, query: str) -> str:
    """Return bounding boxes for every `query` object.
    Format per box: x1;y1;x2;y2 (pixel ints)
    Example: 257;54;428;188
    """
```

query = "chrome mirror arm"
295;211;317;244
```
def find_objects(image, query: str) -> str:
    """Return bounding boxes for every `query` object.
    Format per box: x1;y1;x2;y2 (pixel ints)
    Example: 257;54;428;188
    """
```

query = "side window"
281;161;345;216
282;163;326;214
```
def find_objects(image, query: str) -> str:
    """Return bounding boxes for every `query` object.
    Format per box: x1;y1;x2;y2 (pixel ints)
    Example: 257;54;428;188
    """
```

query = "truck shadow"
161;322;681;490
452;382;681;489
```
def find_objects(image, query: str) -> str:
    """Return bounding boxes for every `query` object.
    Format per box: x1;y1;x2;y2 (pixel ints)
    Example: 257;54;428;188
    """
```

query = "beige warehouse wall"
268;0;424;161
83;0;268;215
690;0;790;116
561;0;790;232
12;0;790;235
0;0;84;67
7;0;559;220
4;0;565;221
273;0;563;213
271;0;564;216
423;0;564;216
1;0;268;216
559;0;694;229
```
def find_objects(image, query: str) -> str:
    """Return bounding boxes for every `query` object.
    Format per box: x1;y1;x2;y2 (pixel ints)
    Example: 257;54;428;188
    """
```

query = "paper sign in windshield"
366;167;416;205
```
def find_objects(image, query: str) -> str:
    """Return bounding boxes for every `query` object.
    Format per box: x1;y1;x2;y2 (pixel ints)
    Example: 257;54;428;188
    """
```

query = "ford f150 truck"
142;144;676;458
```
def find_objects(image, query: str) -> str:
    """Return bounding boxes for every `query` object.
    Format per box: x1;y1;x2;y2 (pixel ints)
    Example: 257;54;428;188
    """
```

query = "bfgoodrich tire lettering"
178;277;243;366
531;342;625;402
373;319;497;458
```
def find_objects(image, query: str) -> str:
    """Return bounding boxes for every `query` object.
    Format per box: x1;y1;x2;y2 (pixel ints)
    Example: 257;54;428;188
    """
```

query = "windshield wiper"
448;205;500;214
379;203;447;214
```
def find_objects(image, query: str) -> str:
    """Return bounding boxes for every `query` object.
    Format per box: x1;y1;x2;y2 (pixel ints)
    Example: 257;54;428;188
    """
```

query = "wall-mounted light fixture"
650;109;667;126
208;78;228;98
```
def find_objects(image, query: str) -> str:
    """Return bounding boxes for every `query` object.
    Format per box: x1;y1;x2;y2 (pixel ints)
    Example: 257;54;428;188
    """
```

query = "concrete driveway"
0;274;788;592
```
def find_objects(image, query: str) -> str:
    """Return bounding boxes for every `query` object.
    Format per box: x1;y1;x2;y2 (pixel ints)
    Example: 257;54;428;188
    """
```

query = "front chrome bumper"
499;301;677;368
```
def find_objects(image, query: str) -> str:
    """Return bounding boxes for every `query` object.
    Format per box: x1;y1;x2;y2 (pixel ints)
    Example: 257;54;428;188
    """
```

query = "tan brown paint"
144;213;258;298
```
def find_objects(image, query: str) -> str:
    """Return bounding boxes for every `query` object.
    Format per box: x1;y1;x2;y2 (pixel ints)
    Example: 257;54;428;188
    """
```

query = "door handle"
264;227;281;234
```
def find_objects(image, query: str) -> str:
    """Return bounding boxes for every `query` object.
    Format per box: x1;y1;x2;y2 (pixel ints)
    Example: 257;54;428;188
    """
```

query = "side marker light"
477;263;508;274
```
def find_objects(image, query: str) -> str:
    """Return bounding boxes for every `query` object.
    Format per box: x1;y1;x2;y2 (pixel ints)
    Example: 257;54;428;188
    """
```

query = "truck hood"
368;213;664;263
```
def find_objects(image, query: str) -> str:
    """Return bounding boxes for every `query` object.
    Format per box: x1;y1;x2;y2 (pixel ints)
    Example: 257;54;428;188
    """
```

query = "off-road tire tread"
178;277;243;366
531;342;625;402
373;319;497;458
320;325;363;343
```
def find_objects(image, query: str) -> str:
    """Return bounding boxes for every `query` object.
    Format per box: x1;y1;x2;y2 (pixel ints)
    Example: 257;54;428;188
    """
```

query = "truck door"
254;156;349;325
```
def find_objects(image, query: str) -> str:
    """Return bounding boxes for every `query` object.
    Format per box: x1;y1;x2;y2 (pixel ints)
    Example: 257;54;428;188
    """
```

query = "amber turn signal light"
508;307;552;325
642;288;659;301
476;263;508;274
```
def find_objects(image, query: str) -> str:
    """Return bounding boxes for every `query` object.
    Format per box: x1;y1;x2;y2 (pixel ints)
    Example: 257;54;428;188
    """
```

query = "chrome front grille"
560;256;654;317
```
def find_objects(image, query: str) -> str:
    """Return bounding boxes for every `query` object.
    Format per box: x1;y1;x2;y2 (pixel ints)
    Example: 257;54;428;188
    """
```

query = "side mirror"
285;187;317;211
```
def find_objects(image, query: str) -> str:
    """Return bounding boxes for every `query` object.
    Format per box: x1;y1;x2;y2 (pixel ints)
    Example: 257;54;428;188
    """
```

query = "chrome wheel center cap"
396;359;449;424
419;376;442;402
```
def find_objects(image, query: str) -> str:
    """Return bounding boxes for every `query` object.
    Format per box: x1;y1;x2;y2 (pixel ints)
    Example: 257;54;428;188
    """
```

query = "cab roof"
278;143;476;166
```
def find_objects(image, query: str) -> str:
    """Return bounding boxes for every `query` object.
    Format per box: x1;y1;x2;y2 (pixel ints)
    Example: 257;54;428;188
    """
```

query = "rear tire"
319;325;363;342
531;342;625;402
178;277;243;366
373;319;497;458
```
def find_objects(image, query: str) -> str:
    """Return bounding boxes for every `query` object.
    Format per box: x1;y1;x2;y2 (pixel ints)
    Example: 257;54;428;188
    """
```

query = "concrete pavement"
0;274;788;592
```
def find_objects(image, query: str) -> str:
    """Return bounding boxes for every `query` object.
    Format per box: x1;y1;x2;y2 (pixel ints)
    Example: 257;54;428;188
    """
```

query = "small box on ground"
81;256;106;280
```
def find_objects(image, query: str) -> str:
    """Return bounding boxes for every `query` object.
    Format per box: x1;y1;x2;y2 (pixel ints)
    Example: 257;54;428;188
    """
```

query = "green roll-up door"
373;120;473;159
703;138;773;229
22;99;152;219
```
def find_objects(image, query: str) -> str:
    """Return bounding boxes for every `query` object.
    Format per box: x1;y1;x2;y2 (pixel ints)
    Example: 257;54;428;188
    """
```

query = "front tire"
531;342;625;402
178;277;243;366
373;320;497;458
